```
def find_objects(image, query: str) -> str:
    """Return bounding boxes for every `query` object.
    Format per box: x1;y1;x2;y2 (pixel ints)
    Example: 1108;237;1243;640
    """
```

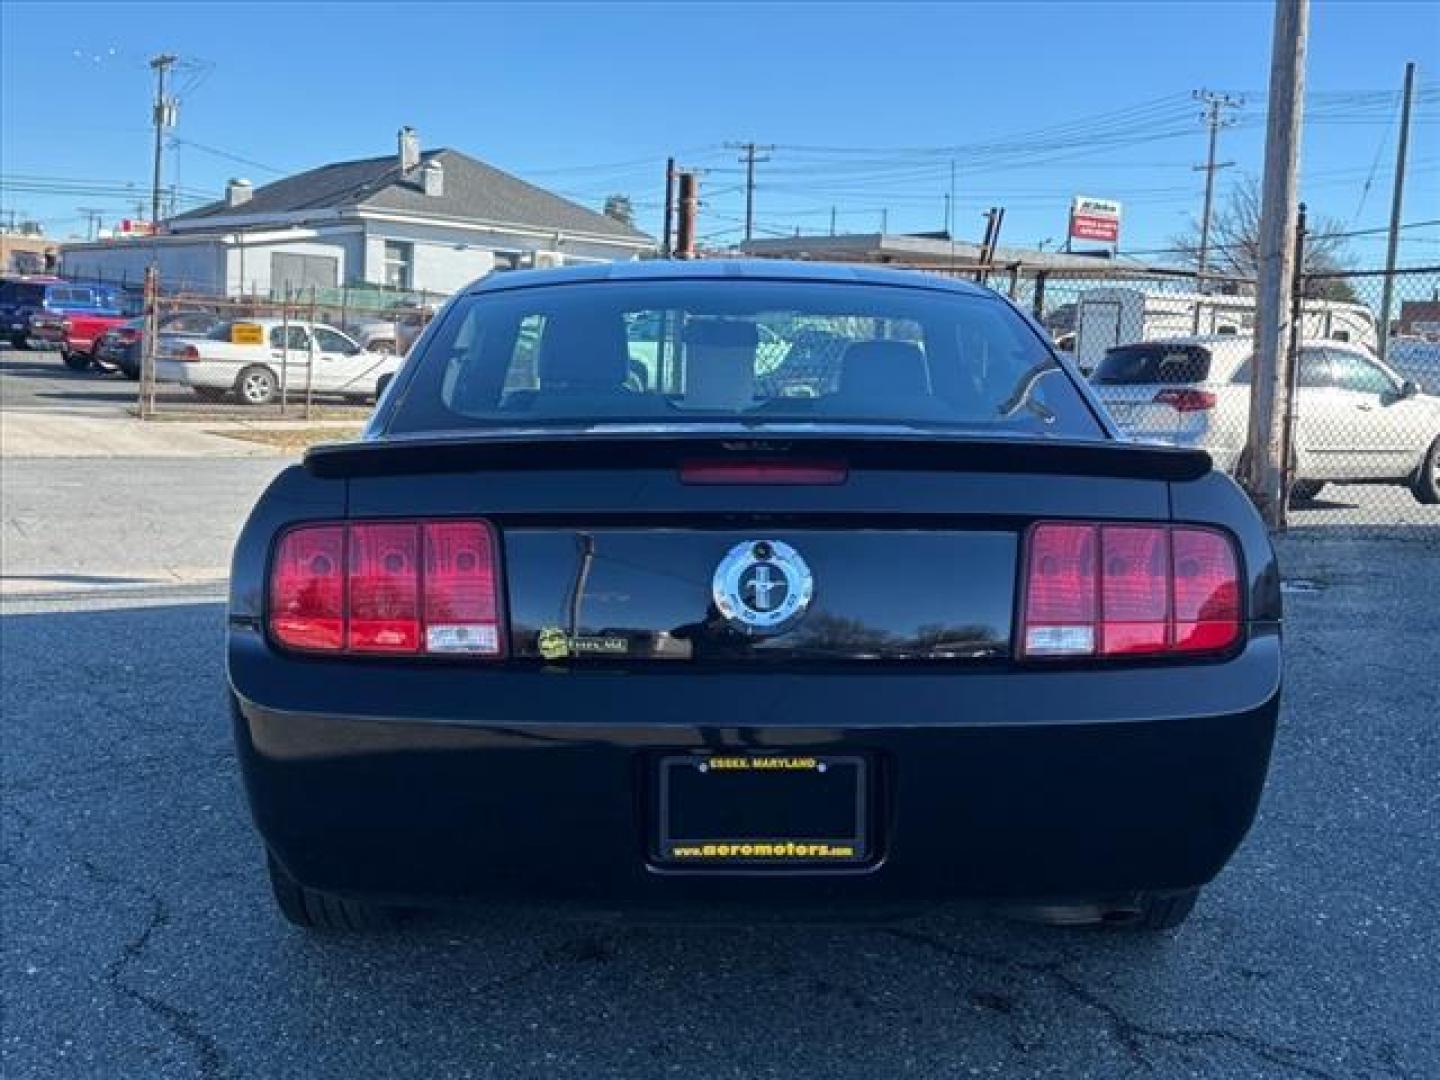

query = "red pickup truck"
30;308;133;370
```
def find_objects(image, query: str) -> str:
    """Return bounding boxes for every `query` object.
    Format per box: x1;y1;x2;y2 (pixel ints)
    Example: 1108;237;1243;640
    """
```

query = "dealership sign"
1069;196;1122;244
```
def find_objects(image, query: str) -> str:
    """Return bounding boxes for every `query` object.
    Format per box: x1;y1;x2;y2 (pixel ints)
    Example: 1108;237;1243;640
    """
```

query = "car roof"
462;258;997;299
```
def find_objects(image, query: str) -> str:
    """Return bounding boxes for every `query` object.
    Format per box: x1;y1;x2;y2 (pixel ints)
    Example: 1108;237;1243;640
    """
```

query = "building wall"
59;240;226;292
359;218;644;294
224;229;364;296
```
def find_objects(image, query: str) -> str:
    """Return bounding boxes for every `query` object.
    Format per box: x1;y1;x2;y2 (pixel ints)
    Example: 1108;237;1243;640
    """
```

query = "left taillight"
1019;522;1241;660
269;520;504;658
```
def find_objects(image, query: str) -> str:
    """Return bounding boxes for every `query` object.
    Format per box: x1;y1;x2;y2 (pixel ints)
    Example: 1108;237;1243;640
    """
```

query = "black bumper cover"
230;627;1280;912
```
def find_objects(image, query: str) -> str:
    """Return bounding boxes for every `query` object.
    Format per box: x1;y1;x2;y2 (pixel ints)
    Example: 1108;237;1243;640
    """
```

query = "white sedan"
155;319;404;406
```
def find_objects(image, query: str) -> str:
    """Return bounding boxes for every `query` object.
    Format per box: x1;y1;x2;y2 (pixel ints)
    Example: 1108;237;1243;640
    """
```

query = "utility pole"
1244;0;1309;529
77;208;105;240
829;206;837;236
726;141;774;244
1377;60;1416;368
674;170;699;260
1193;89;1243;287
149;53;178;227
661;157;676;258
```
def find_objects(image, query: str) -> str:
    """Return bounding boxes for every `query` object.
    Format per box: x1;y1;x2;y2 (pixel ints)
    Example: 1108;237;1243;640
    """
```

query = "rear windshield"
1094;344;1212;385
385;280;1103;438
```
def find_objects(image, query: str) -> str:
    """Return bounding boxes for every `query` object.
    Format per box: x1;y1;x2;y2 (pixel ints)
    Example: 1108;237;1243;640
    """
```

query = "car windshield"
386;279;1102;438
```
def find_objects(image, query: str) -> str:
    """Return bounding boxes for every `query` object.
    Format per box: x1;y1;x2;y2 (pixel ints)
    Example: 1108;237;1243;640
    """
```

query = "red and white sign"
116;219;157;237
1069;196;1122;245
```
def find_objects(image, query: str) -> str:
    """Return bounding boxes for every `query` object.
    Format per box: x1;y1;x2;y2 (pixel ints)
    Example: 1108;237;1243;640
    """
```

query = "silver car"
1090;335;1440;504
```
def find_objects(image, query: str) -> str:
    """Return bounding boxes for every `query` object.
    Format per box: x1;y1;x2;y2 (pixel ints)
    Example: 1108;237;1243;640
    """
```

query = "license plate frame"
654;753;869;866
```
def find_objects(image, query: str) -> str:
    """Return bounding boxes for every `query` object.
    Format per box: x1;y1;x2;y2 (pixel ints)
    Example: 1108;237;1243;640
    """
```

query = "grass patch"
210;425;365;451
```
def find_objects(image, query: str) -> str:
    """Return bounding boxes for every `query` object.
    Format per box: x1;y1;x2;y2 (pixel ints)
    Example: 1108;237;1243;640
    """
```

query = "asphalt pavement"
2;455;1438;1079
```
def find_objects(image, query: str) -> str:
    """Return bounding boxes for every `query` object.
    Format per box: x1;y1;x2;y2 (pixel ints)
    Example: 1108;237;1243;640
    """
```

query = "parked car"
230;260;1281;934
0;279;128;358
346;304;436;356
155;318;403;405
92;312;226;379
92;318;146;377
1091;335;1440;503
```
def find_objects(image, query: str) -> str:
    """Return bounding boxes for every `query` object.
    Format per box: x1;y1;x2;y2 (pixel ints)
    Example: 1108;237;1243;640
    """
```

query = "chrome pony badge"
711;540;814;636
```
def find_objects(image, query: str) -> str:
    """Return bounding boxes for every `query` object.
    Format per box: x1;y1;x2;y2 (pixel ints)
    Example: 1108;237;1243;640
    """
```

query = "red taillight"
680;459;848;485
1153;388;1217;412
1020;522;1240;659
119;329;141;343
422;521;502;655
268;520;504;657
1171;527;1241;652
178;344;200;361
270;525;345;650
347;523;420;652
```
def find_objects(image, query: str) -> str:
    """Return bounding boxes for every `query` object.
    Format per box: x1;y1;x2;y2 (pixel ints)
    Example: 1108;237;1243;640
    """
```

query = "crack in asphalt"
72;854;232;1080
884;927;1341;1080
6;792;234;1080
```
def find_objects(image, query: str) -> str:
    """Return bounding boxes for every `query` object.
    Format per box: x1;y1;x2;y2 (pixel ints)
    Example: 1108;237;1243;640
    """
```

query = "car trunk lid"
318;431;1194;665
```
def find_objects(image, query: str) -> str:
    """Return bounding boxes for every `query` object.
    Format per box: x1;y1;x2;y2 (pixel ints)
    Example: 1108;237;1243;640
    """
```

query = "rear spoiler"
305;432;1211;483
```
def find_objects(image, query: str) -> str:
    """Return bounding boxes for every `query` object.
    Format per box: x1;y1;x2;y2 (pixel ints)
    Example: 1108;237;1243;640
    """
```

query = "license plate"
655;753;869;865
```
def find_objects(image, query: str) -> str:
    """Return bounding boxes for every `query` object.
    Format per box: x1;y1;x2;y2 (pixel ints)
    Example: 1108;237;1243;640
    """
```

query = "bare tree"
1171;176;1357;301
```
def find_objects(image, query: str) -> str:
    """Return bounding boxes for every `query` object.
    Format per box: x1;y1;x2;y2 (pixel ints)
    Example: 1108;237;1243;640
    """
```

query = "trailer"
1072;287;1378;373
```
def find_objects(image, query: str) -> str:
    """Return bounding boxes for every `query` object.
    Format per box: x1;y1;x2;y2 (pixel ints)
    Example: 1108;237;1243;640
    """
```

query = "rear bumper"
231;624;1281;913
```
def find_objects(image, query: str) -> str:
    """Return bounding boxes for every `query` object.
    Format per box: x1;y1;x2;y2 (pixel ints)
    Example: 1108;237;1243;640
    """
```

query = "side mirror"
1400;379;1420;399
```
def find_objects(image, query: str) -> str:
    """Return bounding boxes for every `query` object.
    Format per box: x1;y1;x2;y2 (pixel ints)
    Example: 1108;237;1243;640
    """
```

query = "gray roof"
171;149;651;244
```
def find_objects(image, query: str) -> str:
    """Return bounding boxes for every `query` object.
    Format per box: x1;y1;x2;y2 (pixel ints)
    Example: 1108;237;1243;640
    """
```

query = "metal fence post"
280;285;290;415
305;284;317;421
138;266;158;420
1277;203;1309;530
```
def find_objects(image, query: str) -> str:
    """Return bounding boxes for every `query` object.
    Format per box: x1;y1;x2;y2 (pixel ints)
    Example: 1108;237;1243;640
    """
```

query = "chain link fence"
915;260;1440;529
116;279;442;420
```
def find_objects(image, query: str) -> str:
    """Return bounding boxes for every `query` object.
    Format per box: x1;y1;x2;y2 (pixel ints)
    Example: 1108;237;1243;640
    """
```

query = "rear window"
386;279;1103;438
1093;344;1213;385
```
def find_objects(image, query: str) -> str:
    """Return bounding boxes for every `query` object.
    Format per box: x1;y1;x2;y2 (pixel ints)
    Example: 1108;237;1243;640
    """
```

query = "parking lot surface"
2;456;1437;1079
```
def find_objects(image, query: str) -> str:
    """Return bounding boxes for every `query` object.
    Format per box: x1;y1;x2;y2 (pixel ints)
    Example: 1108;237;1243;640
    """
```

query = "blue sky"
2;1;1437;265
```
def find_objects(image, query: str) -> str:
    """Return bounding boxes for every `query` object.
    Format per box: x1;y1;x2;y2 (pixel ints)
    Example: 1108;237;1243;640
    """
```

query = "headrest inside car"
838;340;931;399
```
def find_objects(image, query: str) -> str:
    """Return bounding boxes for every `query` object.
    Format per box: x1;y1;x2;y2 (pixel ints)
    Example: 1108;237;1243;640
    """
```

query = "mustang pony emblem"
711;540;814;635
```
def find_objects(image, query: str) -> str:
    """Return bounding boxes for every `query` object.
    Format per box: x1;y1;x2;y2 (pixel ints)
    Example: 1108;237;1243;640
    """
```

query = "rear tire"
235;365;278;407
10;334;27;350
62;349;91;372
375;373;393;403
266;851;398;932
1412;437;1440;505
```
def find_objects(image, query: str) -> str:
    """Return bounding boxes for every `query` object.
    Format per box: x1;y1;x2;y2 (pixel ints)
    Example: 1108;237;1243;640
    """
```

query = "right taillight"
1020;522;1240;659
1153;388;1217;412
269;520;504;657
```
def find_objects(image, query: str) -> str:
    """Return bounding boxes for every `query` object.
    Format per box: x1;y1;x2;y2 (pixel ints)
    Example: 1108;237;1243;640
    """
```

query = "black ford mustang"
228;261;1280;933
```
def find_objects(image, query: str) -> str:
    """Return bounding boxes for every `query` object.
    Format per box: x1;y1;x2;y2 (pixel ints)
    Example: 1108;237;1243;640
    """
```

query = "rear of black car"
227;264;1280;931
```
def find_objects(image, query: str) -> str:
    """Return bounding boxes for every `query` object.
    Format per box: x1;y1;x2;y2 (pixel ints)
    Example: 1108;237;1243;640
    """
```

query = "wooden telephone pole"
1244;0;1310;529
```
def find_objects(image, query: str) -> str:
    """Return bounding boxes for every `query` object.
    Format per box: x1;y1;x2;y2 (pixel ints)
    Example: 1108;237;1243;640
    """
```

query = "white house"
60;128;653;296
